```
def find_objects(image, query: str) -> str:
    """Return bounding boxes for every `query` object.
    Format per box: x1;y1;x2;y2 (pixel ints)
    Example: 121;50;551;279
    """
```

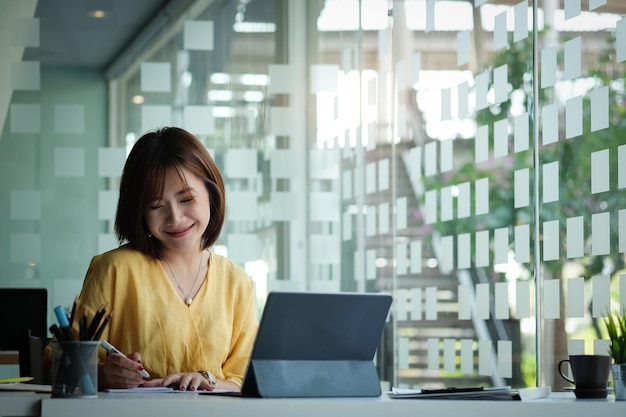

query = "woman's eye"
182;196;193;204
149;205;163;210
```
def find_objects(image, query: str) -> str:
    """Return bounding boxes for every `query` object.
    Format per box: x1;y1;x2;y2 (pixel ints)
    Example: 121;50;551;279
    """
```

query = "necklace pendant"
185;297;193;306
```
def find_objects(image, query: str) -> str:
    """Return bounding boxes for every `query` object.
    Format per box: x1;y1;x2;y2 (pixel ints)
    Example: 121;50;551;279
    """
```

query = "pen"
0;376;33;384
100;340;150;379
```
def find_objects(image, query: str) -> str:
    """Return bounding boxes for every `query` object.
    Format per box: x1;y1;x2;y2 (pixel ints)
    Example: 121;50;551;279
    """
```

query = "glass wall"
2;0;625;390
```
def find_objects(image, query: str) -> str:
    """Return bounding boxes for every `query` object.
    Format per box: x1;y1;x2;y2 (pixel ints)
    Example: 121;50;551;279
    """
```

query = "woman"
73;127;258;391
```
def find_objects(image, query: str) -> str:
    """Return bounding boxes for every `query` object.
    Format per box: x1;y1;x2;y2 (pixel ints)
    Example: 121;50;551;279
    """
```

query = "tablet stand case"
242;359;382;398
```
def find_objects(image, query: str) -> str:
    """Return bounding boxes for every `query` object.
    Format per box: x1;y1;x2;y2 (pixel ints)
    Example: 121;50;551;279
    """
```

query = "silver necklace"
164;251;204;306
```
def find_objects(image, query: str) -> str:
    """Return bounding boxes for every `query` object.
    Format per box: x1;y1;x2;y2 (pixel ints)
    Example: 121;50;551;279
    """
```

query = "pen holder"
51;341;99;398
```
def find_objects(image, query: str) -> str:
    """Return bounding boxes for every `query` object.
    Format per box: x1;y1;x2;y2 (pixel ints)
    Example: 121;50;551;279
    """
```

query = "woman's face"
144;167;211;255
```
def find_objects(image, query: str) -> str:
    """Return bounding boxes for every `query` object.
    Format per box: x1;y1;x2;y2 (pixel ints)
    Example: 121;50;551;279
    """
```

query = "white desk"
0;391;45;416
35;392;626;417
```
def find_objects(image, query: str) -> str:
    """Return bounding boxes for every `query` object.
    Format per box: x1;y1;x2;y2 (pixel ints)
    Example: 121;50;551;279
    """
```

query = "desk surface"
11;392;622;417
0;350;19;365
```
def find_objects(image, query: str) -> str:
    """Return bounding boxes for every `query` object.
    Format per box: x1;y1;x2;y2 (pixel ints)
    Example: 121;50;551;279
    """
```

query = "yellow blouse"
73;245;258;387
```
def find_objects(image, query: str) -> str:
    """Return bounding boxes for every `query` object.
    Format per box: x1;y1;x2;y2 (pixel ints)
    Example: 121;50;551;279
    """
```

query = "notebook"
237;291;393;398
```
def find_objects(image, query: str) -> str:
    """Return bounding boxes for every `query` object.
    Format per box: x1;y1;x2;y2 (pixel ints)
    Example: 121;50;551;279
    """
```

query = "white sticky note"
379;159;390;191
224;149;257;179
493;65;508;104
476;230;490;268
141;105;172;134
11;18;39;47
458;233;471;270
425;189;438;224
495;282;509;319
270;150;298;179
565;96;583;139
458;284;472;320
98;190;118;221
10;233;40;263
515;224;530;263
476;283;490;320
444;339;456;373
227;191;258;221
424;141;437;176
98;233;118;254
10;104;40;134
568;339;585;356
514;112;529;152
541;46;558;88
564;0;582;20
268;64;296;94
592;212;610;256
398;337;409;369
426;287;438;321
441;186;453;222
183;20;214;51
563;37;582;80
427;338;439;371
591;86;609;132
441;87;451;121
543;278;561;319
566;216;585;259
591;149;610;194
397;243;407;276
411;288;422;320
592;275;611;318
11;61;39;91
409;146;422;182
440;235;454;273
542;103;558;145
542;161;559;203
543;220;560;261
378;202;390;235
618;18;626;63
516;281;531;318
475;177;489;215
410;240;422;274
98;147;126;178
494;11;508;51
183;105;214;135
270;107;295;136
475;124;489;163
310;65;339;93
458;81;469;117
494;118;508;158
141;62;171;93
269;191;301;222
475;70;489;110
494;228;509;266
589;0;607;10
457;182;470;219
457;30;470;67
461;339;474;375
310;235;340;264
620;210;626;253
567;277;585;318
397;196;407;230
478;340;492;376
10;190;41;220
514;168;530;208
514;1;528;43
617;145;626;189
54;147;84;177
54;104;84;134
366;206;377;237
498;341;512;378
227;234;259;264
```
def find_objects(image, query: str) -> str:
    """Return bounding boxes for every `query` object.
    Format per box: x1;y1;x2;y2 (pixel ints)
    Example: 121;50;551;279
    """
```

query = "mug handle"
558;359;575;384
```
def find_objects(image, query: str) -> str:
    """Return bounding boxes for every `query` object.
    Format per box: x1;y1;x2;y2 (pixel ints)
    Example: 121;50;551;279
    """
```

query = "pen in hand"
100;340;150;379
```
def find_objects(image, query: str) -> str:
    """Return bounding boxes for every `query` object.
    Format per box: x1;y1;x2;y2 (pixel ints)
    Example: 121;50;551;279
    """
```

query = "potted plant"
604;309;626;401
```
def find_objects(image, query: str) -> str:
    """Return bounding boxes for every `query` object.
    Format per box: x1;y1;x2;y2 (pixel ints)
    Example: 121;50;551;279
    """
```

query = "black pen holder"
51;341;99;398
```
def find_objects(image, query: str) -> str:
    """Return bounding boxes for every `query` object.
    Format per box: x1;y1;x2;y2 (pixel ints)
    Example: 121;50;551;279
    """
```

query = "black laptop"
0;288;48;350
237;291;392;398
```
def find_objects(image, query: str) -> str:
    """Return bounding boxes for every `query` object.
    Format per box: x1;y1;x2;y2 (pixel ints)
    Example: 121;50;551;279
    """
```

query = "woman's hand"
99;352;147;389
142;371;217;391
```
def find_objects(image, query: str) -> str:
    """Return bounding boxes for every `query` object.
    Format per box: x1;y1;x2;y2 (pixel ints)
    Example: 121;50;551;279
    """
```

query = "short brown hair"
115;127;225;259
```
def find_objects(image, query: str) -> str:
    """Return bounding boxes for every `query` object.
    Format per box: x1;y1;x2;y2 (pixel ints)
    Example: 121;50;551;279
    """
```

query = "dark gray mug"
558;354;611;390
